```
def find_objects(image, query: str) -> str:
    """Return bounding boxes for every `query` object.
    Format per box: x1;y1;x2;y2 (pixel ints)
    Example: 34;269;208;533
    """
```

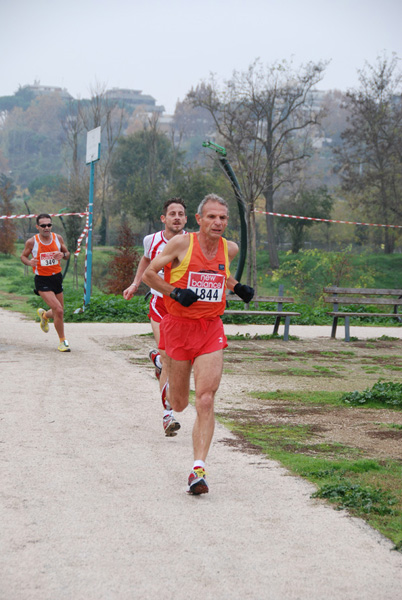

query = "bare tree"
335;53;402;253
79;84;127;244
0;174;16;255
188;58;327;283
61;98;88;252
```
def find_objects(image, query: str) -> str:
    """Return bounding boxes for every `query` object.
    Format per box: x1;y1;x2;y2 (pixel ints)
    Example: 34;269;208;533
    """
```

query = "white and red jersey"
31;233;62;276
143;230;187;297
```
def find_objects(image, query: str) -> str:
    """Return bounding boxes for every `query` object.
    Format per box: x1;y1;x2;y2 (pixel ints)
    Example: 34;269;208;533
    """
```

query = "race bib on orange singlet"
187;271;225;302
39;251;58;267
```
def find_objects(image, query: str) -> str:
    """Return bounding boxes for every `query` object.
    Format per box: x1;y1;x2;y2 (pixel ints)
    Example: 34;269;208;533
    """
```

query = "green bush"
63;293;149;323
342;380;402;408
312;481;397;515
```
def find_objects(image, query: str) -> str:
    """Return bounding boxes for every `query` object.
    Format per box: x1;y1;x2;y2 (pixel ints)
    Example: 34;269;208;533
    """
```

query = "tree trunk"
246;209;252;287
263;186;279;269
250;208;258;294
384;227;395;254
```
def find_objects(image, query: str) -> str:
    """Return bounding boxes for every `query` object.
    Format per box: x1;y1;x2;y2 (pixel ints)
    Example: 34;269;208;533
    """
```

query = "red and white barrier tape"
0;212;89;220
0;210;91;257
254;210;402;229
74;211;90;257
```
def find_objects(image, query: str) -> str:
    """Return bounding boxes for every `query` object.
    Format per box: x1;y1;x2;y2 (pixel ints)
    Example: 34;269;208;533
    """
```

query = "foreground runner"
20;213;71;352
123;198;187;436
143;194;254;494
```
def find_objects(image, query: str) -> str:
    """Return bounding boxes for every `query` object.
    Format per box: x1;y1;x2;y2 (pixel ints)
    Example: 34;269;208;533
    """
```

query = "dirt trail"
1;309;402;600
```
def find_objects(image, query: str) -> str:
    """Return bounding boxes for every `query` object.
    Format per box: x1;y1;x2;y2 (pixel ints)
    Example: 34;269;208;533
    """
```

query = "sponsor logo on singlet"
187;271;225;302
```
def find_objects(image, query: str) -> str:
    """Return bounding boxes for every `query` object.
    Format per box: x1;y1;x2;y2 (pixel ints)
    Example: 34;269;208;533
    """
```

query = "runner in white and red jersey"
123;198;187;436
20;213;71;352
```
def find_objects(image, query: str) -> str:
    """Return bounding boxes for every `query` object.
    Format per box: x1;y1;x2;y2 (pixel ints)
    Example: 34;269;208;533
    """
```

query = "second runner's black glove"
170;287;199;307
234;283;254;303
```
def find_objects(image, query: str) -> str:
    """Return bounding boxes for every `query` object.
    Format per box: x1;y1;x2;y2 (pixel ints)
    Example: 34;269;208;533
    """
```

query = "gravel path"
1;309;402;599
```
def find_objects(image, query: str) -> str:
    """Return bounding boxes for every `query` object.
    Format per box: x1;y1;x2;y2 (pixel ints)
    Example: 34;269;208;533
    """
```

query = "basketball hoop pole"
84;127;101;308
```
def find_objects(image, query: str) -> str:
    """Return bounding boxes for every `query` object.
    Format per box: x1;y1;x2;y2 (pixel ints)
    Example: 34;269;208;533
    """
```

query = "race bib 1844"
187;271;225;302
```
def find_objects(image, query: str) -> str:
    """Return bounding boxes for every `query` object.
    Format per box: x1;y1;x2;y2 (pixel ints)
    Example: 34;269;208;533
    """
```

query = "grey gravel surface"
1;309;402;600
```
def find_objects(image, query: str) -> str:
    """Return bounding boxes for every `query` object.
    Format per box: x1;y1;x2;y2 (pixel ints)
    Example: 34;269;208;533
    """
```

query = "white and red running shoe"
163;412;181;437
149;349;162;380
187;467;209;495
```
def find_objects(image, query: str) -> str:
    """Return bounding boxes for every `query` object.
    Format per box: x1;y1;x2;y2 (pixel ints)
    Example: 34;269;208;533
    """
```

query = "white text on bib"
187;271;225;302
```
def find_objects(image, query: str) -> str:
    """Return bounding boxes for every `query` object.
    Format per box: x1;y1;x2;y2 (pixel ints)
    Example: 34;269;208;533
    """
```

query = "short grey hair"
197;194;229;216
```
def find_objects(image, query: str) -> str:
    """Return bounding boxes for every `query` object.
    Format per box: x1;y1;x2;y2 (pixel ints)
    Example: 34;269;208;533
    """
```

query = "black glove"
234;283;254;303
170;287;199;307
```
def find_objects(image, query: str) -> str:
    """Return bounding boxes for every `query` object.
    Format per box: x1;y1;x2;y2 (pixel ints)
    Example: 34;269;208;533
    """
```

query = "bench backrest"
226;295;295;311
227;296;295;304
323;287;402;307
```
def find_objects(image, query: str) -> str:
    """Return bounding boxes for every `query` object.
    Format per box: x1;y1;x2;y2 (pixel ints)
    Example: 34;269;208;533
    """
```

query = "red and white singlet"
143;230;186;297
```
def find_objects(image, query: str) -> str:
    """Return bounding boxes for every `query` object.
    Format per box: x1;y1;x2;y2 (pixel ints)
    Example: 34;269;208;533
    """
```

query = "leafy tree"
188;58;328;291
172;163;232;230
272;247;376;303
335;53;402;253
0;174;17;255
28;174;66;196
111;123;181;230
0;86;35;112
0;94;66;187
281;186;333;253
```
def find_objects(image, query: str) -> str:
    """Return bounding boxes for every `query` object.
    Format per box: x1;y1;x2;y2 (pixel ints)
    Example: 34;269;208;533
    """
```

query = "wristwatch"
170;288;179;300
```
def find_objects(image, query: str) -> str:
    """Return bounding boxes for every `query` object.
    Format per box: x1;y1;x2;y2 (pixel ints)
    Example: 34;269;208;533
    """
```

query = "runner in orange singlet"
143;194;254;494
20;213;71;352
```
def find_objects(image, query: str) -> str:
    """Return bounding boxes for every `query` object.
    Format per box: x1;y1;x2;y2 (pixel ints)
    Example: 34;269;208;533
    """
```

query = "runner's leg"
191;349;223;462
150;318;168;390
39;291;65;339
165;355;192;412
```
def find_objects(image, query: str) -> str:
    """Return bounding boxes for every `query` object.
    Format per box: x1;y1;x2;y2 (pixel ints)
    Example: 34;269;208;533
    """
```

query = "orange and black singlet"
164;233;230;319
31;233;62;276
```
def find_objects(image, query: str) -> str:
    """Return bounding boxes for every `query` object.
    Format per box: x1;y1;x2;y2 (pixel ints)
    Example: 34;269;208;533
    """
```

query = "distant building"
104;88;165;113
21;82;73;100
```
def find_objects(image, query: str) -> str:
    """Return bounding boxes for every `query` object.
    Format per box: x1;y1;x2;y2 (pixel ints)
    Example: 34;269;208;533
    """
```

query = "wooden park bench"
323;287;402;342
223;285;300;341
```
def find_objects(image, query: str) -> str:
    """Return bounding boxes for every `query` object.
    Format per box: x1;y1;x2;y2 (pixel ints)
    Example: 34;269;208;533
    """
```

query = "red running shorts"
159;314;227;363
148;294;168;323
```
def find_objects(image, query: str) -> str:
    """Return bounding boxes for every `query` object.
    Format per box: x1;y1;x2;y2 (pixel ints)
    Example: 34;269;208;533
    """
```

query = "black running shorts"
34;272;63;296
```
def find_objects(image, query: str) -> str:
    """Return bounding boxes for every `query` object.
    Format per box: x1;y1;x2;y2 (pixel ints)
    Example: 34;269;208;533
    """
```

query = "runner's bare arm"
57;235;69;261
143;235;189;296
227;240;239;263
123;256;151;300
20;238;37;267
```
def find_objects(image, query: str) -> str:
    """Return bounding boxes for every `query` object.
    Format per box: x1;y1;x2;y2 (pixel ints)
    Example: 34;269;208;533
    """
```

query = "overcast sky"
2;0;401;114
